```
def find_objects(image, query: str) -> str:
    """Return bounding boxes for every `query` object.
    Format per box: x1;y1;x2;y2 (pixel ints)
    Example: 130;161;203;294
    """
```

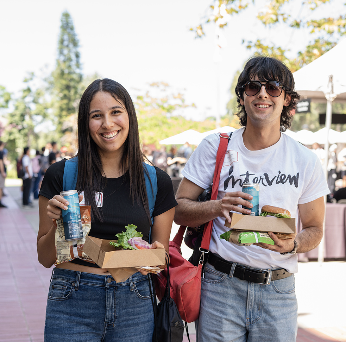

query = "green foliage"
2;73;50;163
0;85;11;109
135;82;218;147
192;0;346;72
50;11;83;137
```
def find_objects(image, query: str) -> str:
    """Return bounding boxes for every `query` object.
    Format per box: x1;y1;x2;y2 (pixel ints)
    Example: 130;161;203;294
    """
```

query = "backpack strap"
63;157;79;191
143;163;158;232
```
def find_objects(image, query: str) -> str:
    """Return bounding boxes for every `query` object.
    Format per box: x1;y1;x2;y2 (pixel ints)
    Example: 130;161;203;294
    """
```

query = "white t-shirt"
22;155;33;179
182;128;330;273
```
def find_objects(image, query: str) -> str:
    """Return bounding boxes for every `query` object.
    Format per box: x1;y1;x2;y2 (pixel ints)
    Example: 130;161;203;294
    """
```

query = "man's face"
240;76;291;129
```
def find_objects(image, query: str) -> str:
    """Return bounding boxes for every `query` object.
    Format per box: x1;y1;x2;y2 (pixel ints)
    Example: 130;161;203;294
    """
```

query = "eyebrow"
89;105;124;115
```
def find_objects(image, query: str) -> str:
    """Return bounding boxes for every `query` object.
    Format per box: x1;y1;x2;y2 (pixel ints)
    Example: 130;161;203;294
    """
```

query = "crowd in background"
0;141;74;209
143;141;193;177
3;136;346;207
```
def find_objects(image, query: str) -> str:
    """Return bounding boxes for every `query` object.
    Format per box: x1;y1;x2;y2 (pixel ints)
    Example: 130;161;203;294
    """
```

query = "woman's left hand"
138;240;165;275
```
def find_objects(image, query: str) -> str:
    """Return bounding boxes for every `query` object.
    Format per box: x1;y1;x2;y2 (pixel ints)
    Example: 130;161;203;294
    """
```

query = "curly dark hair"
235;56;300;131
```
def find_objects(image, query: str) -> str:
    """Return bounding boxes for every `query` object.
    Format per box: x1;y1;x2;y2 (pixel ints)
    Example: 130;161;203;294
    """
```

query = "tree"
0;85;11;137
135;82;218;147
3;73;49;162
191;0;346;71
50;11;82;137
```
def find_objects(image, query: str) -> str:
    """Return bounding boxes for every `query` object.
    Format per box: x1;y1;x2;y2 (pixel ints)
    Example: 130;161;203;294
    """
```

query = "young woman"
38;79;177;342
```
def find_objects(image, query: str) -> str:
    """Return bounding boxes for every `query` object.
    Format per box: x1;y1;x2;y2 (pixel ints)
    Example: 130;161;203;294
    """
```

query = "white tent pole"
318;75;336;264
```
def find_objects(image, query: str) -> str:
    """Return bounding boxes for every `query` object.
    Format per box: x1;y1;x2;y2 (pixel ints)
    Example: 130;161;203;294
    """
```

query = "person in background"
152;146;168;172
0;141;7;208
38;78;176;341
337;145;346;187
327;144;337;194
31;150;42;200
167;145;179;177
22;147;34;208
311;142;325;165
175;56;329;342
48;142;58;165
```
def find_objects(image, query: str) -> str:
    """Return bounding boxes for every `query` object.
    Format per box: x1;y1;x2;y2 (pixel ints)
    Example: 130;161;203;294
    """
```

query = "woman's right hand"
47;194;83;221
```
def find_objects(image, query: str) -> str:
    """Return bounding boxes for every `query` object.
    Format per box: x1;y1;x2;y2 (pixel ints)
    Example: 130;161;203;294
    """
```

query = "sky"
0;0;343;124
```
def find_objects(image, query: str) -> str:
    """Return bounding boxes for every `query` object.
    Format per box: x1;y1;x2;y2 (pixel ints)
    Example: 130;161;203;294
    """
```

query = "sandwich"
260;205;291;219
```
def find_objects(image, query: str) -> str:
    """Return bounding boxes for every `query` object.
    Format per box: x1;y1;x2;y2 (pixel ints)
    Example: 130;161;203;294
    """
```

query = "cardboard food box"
225;213;296;235
83;236;166;282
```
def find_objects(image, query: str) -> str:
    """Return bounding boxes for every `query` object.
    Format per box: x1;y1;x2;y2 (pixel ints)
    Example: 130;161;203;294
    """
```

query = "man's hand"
220;191;254;224
254;232;297;254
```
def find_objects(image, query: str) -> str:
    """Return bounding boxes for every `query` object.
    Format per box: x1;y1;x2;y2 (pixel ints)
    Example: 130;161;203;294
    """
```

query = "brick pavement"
0;184;344;342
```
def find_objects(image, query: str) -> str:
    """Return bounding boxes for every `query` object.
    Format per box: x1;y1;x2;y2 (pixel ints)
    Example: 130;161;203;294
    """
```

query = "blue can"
242;182;259;216
60;190;83;240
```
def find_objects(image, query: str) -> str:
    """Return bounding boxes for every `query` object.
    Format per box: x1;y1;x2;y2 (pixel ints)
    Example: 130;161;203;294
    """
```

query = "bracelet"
280;239;298;255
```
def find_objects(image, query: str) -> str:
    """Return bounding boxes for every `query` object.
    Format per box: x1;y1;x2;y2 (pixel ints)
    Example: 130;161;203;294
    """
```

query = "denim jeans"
45;268;155;342
196;263;298;342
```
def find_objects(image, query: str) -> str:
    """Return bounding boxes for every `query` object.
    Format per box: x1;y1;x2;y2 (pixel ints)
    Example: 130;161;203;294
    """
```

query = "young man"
0;141;7;208
174;56;330;342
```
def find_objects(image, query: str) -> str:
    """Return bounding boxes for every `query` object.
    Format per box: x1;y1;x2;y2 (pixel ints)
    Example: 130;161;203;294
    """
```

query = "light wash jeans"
196;263;298;342
45;268;155;342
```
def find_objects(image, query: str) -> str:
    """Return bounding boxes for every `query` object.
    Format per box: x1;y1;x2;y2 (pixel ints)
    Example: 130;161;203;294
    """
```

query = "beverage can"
242;182;259;216
60;190;83;240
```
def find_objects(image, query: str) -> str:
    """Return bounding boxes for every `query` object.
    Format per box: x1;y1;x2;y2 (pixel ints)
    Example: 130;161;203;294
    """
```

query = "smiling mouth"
100;130;119;139
255;104;271;108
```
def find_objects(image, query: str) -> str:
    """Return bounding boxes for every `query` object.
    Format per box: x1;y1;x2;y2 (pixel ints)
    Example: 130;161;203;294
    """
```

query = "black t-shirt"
39;159;177;242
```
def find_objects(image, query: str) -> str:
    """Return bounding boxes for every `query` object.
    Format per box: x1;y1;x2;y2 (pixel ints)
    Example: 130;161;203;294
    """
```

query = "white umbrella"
283;129;297;141
293;129;316;145
198;126;236;141
335;131;346;144
293;38;346;263
159;129;202;145
312;128;341;145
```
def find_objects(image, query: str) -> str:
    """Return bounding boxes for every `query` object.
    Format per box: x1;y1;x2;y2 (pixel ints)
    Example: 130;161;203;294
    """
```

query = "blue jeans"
45;268;155;342
197;263;297;342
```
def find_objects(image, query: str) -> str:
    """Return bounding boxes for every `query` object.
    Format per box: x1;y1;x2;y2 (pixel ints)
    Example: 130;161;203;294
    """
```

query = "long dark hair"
235;56;300;131
76;78;150;222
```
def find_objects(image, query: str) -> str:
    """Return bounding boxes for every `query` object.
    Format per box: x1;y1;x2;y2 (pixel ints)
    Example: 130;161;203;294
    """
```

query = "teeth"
257;105;270;108
102;131;118;139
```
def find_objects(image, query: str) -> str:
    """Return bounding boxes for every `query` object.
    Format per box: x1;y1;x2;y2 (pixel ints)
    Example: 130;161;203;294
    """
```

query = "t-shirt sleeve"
182;134;219;189
39;159;66;199
298;153;330;204
152;167;177;217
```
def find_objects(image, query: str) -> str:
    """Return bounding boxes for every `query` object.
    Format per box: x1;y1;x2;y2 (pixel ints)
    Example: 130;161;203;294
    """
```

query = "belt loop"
75;271;81;290
229;263;237;278
265;269;272;285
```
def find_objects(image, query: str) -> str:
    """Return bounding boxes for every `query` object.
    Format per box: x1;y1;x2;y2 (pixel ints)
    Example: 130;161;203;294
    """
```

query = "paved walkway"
0;182;345;342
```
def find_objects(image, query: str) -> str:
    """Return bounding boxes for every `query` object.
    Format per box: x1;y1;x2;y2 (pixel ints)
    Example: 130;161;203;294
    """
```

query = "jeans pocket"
271;275;295;294
130;279;152;300
201;264;227;284
48;276;74;301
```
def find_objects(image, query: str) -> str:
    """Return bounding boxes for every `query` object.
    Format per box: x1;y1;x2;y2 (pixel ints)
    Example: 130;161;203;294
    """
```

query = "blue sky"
0;0;342;122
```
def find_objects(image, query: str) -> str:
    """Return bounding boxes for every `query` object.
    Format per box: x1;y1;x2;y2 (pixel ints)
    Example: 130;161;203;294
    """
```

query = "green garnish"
220;231;232;241
109;224;143;250
260;211;290;218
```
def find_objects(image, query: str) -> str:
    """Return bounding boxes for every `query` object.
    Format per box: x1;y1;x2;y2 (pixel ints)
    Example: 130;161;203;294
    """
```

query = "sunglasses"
242;81;285;97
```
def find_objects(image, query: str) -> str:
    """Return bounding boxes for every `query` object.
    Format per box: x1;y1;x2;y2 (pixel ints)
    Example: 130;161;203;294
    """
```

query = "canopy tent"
159;129;202;145
293;38;346;263
198;126;236;142
293;129;316;145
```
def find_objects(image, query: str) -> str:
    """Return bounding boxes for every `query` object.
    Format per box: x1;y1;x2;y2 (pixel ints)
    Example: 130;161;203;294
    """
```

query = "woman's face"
88;91;129;158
